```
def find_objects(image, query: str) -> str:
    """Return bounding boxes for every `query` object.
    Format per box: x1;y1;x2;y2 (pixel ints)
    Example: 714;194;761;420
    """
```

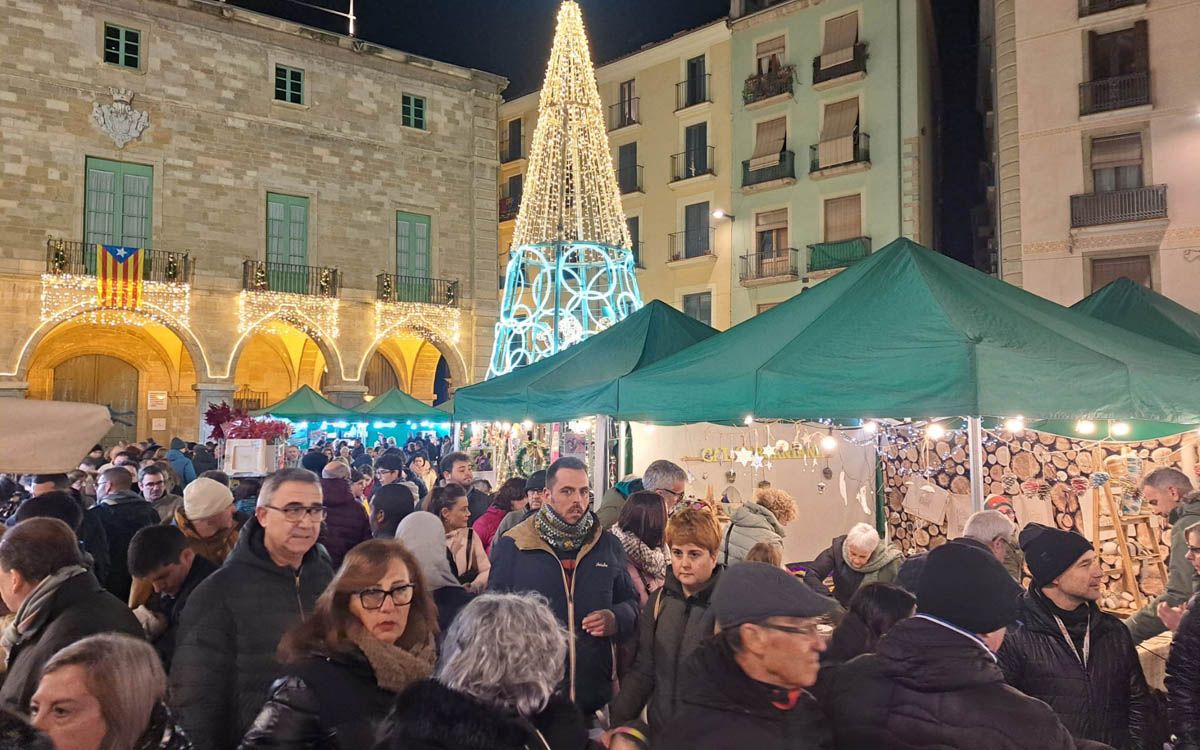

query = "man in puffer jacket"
998;524;1150;750
823;542;1102;750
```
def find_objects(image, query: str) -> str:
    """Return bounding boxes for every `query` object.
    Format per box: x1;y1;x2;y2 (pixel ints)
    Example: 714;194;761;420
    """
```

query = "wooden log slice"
989;481;1005;495
953;447;967;462
1055;437;1071;451
996;445;1012;466
1033;444;1050;462
1021;440;1034;452
956;465;966;475
951;476;971;495
930;535;948;549
914;528;931;547
1139;448;1151;458
987;454;998;465
1012;452;1040;480
1052;485;1071;512
905;446;919;462
989;464;1005;480
1039;432;1057;445
1077;452;1094;473
936;441;951;458
1066;494;1080;513
1152;447;1175;465
1161;434;1182;448
1052;454;1069;469
936;473;951;488
1067;463;1081;477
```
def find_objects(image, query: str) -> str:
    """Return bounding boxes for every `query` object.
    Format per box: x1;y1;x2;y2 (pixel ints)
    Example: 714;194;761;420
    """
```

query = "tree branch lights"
490;1;643;377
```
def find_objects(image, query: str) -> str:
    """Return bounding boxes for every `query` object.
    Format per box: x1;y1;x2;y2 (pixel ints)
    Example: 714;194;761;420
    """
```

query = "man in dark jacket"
373;452;427;506
1166;520;1200;750
1127;470;1200;643
999;523;1150;750
127;524;217;671
654;562;837;750
823;542;1092;750
319;462;371;567
0;518;142;713
27;474;109;585
489;457;639;716
91;466;160;601
439;451;488;524
896;509;1016;592
170;468;334;750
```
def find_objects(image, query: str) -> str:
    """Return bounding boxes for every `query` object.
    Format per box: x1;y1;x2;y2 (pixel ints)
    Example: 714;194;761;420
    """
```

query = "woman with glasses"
429;484;491;594
239;539;437;749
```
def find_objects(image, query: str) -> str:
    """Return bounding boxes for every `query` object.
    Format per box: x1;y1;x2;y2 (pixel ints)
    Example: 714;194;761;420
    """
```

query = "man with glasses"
597;459;688;529
372;453;426;505
171;468;334;750
490;456;640;719
139;464;182;522
654;561;837;750
489;469;550;560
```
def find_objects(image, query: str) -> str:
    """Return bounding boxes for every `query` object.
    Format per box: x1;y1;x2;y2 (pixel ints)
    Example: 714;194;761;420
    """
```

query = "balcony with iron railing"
1070;185;1167;228
499;195;520;222
376;273;459;306
740;249;800;286
608;98;640;131
243;259;340;297
813;43;868;87
743;150;796;190
743;65;795;106
46;238;193;282
675;74;711;111
810;132;870;174
670;146;716;183
807;236;871;272
617;164;644;194
668;229;716;263
1079;71;1150;115
1079;0;1145;16
499;136;523;164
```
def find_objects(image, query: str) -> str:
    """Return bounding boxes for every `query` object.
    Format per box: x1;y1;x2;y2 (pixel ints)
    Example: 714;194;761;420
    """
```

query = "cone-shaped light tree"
488;1;643;378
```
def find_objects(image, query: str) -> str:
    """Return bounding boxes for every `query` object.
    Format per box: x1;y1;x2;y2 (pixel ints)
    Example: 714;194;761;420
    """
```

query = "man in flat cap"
998;523;1150;750
654;562;838;750
823;542;1102;750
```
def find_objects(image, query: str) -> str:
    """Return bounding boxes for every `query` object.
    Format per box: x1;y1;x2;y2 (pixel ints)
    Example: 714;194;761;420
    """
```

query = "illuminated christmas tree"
488;0;643;378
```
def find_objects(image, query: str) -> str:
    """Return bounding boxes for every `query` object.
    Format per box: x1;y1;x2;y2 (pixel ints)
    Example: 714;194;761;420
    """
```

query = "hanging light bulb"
926;422;947;441
1004;416;1025;433
1075;419;1096;435
862;420;879;435
744;414;755;426
521;420;534;430
1111;421;1131;437
820;433;838;452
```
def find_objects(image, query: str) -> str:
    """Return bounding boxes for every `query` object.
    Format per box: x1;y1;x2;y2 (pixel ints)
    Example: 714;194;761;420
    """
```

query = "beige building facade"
0;0;505;443
991;0;1200;307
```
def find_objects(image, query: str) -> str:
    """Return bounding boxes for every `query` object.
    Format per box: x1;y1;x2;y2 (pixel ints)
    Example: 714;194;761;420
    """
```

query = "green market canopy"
353;388;445;421
252;385;358;421
616;238;1200;424
1072;277;1200;357
452;300;717;423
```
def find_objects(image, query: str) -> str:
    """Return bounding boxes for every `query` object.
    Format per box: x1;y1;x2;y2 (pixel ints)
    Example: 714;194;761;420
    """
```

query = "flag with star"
96;244;144;309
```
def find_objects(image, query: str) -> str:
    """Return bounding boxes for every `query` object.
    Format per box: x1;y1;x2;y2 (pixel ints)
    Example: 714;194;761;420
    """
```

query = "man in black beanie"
997;523;1150;750
822;542;1091;750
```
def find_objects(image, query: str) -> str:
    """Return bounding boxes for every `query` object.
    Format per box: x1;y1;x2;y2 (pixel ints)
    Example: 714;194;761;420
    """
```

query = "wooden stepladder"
1091;467;1169;615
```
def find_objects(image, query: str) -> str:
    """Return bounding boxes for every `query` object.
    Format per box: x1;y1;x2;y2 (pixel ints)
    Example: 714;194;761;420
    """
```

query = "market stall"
353;388;451;447
251;385;360;448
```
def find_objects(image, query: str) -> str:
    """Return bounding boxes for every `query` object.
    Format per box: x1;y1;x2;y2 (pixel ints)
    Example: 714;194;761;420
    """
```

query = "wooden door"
53;354;138;445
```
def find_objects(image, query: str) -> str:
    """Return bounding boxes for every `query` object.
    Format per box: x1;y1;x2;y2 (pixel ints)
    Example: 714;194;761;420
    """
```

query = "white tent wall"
628;422;876;562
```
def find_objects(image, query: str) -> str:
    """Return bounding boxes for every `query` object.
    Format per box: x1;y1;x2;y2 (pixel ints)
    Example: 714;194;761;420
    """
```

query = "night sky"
244;0;982;265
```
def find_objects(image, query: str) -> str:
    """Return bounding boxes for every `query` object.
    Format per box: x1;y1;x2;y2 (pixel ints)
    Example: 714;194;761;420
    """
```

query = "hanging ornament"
733;448;754;466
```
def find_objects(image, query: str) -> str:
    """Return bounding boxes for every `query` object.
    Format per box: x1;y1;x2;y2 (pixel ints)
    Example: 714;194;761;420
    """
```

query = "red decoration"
204;402;291;442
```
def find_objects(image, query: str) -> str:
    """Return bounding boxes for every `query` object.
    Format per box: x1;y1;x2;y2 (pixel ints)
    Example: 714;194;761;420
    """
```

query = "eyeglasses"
356;584;415;609
262;504;328;522
756;621;821;638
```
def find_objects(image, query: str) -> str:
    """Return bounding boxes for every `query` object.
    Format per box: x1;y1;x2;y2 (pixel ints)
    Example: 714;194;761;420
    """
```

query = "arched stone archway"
231;322;329;407
361;328;469;396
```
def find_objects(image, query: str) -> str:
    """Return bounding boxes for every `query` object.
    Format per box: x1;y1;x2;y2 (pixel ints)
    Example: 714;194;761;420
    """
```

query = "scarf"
349;628;436;694
1;565;88;652
534;504;595;556
610;525;667;589
842;538;903;588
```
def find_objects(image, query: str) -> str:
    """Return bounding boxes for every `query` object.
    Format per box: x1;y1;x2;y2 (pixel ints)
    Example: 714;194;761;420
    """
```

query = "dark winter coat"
1167;603;1200;750
167;449;198;488
595;478;643;529
170;517;334;750
191;446;218;475
432;585;474;634
238;649;401;750
466;487;491;526
0;571;142;713
998;589;1150;750
91;490;161;602
805;534;903;607
822;616;1085;750
655;636;832;750
135;704;194;750
488;513;640;714
379;678;588;750
146;555;218;672
896;537;994;593
1126;494;1200;643
609;565;722;729
318;478;371;568
74;492;111;586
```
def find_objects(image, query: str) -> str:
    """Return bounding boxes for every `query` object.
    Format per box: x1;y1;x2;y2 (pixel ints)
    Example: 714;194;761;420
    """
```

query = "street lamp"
711;209;735;221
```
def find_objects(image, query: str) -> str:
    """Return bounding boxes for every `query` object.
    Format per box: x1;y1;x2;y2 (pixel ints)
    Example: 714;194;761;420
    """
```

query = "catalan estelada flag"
96;244;143;309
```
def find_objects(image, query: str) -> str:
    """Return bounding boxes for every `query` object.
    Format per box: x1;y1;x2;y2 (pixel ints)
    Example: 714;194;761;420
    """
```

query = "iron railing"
810;132;871;173
499;195;520;221
743;65;795;105
1070;185;1167;228
668;229;716;262
243;259;340;297
617;164;644;194
670;146;716;182
807;236;872;272
233;385;269;412
743;150;796;188
46;238;193;282
740;249;799;283
499;135;523;163
1079;71;1150;115
376;273;459;306
1079;0;1145;16
608;98;640;130
813;43;868;85
675;74;711;110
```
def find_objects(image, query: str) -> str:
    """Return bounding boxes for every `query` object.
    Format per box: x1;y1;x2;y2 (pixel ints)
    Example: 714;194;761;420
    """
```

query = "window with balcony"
618;142;642;193
85;157;152;251
744;118;793;187
502;118;523;162
745;36;795;105
679;201;711;260
500;175;522;221
756;36;785;75
396;210;432;280
742;209;798;283
266;193;310;291
1091;255;1151;292
683;292;712;326
672;123;713;181
626;216;642;267
677;55;710;110
814;12;865;85
1072;132;1165;227
810;194;869;271
814;98;867;171
1082;22;1149;114
1091;133;1143;192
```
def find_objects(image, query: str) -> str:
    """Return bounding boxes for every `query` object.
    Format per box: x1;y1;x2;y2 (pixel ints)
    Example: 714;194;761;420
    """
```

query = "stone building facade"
0;0;505;443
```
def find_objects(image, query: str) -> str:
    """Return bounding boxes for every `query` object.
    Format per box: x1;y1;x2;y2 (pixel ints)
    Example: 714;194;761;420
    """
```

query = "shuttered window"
818;98;860;168
749;118;787;171
756;36;786;74
824;194;862;242
683;292;712;326
756;209;788;258
1092;255;1151;292
266;193;308;266
1091;133;1143;193
820;12;859;69
84;157;153;250
396;211;431;278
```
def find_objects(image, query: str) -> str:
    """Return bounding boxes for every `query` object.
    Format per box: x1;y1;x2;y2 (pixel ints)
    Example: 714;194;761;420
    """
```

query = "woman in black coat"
1166;523;1200;750
239;539;438;749
375;592;588;750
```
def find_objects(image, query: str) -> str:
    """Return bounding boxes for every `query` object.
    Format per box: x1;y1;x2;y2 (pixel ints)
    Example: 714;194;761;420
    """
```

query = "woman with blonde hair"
30;633;190;750
239;539;438;749
720;487;797;565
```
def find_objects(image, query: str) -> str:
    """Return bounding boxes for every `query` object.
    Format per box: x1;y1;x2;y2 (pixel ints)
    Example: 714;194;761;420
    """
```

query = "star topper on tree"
488;0;643;378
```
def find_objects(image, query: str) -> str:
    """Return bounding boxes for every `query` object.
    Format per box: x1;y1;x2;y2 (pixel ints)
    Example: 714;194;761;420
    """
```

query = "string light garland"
489;1;643;378
40;273;190;329
238;290;339;342
374;300;462;347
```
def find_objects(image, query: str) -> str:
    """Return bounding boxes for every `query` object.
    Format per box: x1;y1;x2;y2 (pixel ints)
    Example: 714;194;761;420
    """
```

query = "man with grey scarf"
0;517;141;713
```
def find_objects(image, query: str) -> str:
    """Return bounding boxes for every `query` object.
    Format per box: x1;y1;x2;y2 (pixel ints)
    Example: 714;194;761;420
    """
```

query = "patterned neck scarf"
610;525;668;588
534;504;596;556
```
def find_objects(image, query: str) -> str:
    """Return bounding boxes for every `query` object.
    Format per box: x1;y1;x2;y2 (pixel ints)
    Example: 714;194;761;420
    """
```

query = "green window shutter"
85;157;153;248
396;211;432;278
275;65;304;104
265;193;309;293
103;24;140;69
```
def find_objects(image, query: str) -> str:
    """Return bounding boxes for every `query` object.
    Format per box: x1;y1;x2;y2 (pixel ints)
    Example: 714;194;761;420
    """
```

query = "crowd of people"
0;436;1199;750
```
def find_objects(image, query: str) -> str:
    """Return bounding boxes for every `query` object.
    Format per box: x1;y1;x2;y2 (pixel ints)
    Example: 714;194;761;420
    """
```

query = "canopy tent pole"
593;415;610;495
452;422;461;451
617;421;628;479
968;416;984;511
